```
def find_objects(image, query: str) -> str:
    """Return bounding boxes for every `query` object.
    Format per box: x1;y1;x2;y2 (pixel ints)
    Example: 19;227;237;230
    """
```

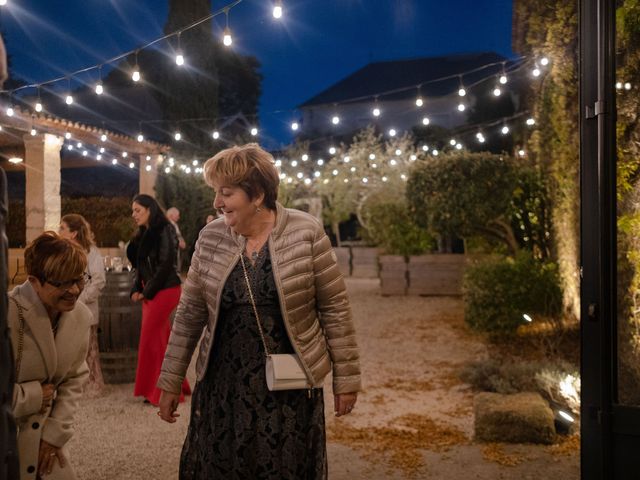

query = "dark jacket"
127;223;181;300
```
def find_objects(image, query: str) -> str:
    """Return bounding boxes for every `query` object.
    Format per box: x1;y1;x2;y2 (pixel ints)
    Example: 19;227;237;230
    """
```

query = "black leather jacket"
127;223;181;300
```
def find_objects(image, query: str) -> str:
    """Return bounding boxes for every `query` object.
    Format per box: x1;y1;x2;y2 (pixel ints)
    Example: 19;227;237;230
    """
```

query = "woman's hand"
131;292;144;302
40;383;55;414
334;392;358;417
158;390;181;423
38;439;65;477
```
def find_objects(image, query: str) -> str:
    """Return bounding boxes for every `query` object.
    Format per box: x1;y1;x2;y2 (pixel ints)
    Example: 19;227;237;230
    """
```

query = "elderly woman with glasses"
8;231;92;480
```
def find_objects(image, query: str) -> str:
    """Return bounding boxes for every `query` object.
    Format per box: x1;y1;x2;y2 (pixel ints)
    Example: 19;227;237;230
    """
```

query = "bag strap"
9;296;25;379
239;254;272;357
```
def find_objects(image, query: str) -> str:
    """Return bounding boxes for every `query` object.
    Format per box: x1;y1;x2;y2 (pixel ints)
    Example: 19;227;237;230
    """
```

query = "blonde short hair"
25;231;87;283
203;143;279;210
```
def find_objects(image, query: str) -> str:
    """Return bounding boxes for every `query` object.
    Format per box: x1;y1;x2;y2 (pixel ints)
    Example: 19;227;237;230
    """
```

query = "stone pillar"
24;134;63;243
139;154;160;196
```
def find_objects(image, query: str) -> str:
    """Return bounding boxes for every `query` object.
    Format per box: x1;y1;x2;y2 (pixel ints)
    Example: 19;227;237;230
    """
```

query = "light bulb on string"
272;0;283;19
415;85;424;107
132;51;141;82
175;32;185;66
34;86;43;112
458;76;466;97
331;115;340;125
625;82;632;90
95;65;104;95
250;127;258;136
616;82;623;90
372;97;381;117
112;159;118;165
223;8;233;46
388;128;397;137
82;150;88;157
174;132;182;141
395;149;402;155
493;86;502;97
96;154;102;161
76;142;83;148
212;130;220;139
457;103;466;112
65;77;74;105
66;144;73;151
526;117;536;126
301;154;309;161
328;146;336;155
145;165;152;172
422;117;430;126
449;139;457;146
291;121;299;131
540;57;549;66
129;162;135;169
137;133;144;142
501;125;510;135
317;159;324;166
499;74;508;84
65;132;72;140
100;134;107;142
532;65;541;77
99;147;105;153
30;128;36;136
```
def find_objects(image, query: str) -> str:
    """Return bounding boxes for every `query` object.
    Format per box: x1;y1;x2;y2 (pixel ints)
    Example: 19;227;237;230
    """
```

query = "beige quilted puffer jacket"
157;202;361;395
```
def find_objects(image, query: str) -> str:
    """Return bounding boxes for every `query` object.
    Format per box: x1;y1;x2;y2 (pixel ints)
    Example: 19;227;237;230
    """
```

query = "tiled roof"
299;51;509;108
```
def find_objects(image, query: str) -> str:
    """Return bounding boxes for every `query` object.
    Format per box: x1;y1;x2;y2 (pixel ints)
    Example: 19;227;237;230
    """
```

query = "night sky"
0;0;514;147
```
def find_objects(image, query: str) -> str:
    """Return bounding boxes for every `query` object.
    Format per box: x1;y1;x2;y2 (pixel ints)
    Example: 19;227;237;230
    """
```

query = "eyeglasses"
44;273;91;291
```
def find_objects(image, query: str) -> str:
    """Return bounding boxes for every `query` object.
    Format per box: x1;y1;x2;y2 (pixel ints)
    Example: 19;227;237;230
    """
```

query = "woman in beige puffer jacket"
157;143;361;480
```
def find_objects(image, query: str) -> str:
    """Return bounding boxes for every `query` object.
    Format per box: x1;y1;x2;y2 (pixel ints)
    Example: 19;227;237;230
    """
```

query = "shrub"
362;200;435;256
8;197;135;248
463;251;563;335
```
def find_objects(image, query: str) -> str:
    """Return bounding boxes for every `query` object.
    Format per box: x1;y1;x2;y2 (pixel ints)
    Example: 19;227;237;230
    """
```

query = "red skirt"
134;285;191;405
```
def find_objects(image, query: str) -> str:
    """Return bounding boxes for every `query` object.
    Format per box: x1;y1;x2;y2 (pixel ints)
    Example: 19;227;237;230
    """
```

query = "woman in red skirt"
127;194;191;405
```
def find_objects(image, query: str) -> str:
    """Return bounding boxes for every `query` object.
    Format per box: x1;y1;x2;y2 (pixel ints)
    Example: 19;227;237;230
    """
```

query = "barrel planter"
334;247;351;277
351;247;380;278
98;271;142;383
408;254;466;296
379;255;407;296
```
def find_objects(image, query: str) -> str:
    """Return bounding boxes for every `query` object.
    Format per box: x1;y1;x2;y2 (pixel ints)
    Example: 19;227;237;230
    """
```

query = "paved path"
67;278;579;479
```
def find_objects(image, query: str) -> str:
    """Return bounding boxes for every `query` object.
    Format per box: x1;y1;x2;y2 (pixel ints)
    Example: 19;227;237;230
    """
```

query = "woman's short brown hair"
25;231;87;283
203;143;279;210
61;213;95;252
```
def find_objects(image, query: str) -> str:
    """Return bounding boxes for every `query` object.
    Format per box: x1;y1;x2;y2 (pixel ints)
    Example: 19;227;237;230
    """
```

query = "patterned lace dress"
179;245;327;480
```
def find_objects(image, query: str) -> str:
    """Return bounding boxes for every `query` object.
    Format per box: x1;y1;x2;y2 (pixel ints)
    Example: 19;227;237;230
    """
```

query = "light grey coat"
9;281;90;480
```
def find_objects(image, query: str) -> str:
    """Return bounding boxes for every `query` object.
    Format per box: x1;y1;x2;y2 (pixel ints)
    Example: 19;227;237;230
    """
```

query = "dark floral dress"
179;245;327;480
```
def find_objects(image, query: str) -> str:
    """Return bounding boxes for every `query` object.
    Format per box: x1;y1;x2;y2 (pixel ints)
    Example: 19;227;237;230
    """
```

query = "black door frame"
578;0;640;478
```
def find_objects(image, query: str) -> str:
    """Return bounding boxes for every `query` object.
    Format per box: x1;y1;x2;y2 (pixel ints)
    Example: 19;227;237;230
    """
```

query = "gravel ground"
66;278;579;479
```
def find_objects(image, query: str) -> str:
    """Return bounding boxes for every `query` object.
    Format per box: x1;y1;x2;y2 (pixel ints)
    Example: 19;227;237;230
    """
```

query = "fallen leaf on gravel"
327;413;468;477
481;443;528;466
546;435;580;456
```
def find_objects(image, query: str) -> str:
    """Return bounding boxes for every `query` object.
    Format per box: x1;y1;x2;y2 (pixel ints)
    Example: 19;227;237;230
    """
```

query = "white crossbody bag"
239;254;312;391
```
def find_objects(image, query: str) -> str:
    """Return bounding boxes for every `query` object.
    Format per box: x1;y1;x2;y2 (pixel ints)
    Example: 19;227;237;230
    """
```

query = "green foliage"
7;197;135;248
155;170;215;251
361;199;435;256
406;152;519;253
463;251;563;335
62;197;135;247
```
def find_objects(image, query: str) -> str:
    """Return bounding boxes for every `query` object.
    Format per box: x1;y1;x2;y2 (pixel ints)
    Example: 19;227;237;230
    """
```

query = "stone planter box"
408;254;466;296
379;255;407;295
333;246;351;277
351;247;380;278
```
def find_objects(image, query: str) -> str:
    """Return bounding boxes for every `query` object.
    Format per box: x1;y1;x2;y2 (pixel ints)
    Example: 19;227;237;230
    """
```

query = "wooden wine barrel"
98;271;141;383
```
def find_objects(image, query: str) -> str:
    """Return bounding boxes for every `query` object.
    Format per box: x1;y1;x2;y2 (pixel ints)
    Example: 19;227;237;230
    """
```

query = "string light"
112;159;118;165
272;0;283;19
616;82;623;90
250;127;258;136
372;97;381;117
526;117;536;126
625;82;632;90
532;65;541;77
388;128;397;137
329;146;336;155
174;132;182;141
422;117;430;125
95;65;104;95
30;128;36;136
291;121;299;131
35;87;43;112
137;133;144;142
301;154;309;161
331;114;340;125
100;147;105;153
223;8;233;46
132;51;141;82
369;153;376;160
175;32;185;66
212;130;220;139
415;86;424;107
100;134;107;142
65;132;72;140
458;76;466;97
76;142;83;148
493;86;502;96
501;125;510;135
457;103;466;112
540;57;549;66
291;160;298;167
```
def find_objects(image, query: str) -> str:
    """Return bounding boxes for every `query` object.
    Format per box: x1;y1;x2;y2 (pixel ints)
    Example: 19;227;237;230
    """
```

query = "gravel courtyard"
67;278;579;479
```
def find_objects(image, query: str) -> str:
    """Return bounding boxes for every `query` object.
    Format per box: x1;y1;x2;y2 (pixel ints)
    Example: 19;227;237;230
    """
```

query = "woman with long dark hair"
126;194;190;406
